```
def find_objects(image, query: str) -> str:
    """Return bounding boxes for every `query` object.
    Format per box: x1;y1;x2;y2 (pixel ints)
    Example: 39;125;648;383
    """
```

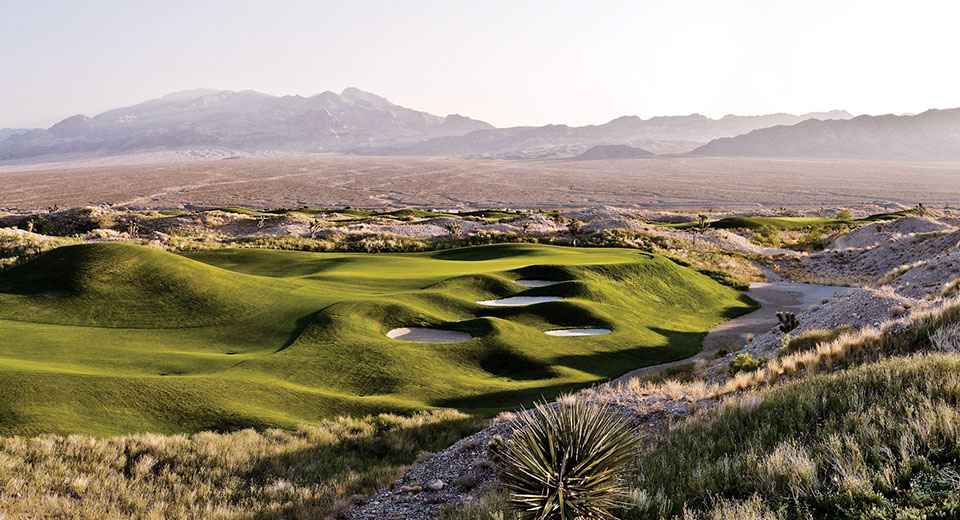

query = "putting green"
0;242;756;435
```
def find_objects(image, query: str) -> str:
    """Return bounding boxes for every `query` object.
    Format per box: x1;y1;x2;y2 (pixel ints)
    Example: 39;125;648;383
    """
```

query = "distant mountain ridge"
0;128;36;141
0;88;492;161
0;88;860;161
353;110;854;158
569;144;654;161
692;108;960;161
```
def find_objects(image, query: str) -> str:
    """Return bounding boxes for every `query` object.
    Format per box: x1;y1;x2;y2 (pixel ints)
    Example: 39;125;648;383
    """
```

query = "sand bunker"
544;328;612;336
477;296;563;306
513;279;561;287
386;327;472;343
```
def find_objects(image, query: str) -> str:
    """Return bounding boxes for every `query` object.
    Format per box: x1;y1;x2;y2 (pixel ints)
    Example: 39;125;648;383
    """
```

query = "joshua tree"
127;220;140;237
692;213;709;246
308;219;323;239
915;202;927;217
256;216;266;231
776;311;799;333
25;219;35;233
444;221;463;239
521;221;531;236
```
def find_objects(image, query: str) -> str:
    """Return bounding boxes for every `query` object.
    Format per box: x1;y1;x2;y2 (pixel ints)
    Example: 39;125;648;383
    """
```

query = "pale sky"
2;0;959;129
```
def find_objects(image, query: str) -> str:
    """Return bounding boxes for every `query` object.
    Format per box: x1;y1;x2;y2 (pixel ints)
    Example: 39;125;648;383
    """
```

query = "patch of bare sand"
385;327;472;343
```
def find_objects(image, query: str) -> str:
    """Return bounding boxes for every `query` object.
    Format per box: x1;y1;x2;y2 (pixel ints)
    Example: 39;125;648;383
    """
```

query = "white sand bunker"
477;296;563;306
386;327;472;343
513;279;561;287
544;328;612;336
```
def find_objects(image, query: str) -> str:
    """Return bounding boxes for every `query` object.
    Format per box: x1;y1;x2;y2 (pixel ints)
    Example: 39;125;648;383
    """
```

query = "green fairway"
0;242;755;436
663;212;906;231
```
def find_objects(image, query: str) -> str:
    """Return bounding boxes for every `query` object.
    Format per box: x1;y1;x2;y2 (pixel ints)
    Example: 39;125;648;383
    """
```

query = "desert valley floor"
4;155;960;210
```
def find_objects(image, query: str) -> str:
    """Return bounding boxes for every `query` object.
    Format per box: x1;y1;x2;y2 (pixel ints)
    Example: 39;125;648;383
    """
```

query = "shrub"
489;398;639;520
836;208;853;220
444;221;464;238
728;353;762;376
749;225;781;247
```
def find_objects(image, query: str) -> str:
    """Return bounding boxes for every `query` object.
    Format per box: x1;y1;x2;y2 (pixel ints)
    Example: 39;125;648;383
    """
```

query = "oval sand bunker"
513;279;561;287
544;328;612;336
386;327;472;343
477;296;563;306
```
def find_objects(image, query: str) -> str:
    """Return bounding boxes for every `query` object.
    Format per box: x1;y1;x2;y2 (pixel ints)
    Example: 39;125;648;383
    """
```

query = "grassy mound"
666;212;904;231
0;243;754;435
0;243;293;327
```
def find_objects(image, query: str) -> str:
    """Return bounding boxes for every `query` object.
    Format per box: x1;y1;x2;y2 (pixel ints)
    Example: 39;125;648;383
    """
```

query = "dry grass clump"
778;325;855;357
0;410;484;519
874;260;926;287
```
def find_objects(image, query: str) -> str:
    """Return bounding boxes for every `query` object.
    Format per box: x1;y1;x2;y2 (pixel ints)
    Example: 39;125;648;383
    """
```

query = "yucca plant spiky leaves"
489;397;639;520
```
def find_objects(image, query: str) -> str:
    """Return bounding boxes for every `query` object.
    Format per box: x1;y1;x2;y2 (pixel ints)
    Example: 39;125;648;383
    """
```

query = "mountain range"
692;108;960;161
0;88;491;161
354;110;852;158
2;88;959;162
0;128;35;141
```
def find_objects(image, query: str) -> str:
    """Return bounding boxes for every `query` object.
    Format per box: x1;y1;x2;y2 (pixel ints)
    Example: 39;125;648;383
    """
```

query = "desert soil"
3;155;960;210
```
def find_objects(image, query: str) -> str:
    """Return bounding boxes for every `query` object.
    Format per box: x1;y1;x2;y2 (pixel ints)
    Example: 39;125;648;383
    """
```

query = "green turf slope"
0;243;755;435
0;243;295;327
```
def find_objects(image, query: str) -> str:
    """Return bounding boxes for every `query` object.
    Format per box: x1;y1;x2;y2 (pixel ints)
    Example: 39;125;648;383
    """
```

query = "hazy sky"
2;0;959;128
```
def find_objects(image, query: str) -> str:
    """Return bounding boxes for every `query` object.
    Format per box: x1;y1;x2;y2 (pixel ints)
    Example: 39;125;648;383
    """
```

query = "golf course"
0;242;756;436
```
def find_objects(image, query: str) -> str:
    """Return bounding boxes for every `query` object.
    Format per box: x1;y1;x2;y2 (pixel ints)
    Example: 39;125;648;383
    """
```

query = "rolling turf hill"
0;242;754;435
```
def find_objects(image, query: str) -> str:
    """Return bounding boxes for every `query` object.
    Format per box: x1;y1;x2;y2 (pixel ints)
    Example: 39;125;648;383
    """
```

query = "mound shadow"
551;327;705;379
435;380;599;415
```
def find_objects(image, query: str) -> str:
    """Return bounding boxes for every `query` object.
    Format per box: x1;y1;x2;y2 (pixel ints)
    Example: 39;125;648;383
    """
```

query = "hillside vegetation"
628;353;960;519
0;242;754;435
0;410;483;519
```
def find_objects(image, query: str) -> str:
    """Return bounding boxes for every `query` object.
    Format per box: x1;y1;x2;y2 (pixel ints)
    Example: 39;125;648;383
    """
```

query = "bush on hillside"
728;353;763;376
749;225;781;247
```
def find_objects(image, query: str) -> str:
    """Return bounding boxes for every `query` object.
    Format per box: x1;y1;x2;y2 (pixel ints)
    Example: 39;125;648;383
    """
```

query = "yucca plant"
489;397;639;519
